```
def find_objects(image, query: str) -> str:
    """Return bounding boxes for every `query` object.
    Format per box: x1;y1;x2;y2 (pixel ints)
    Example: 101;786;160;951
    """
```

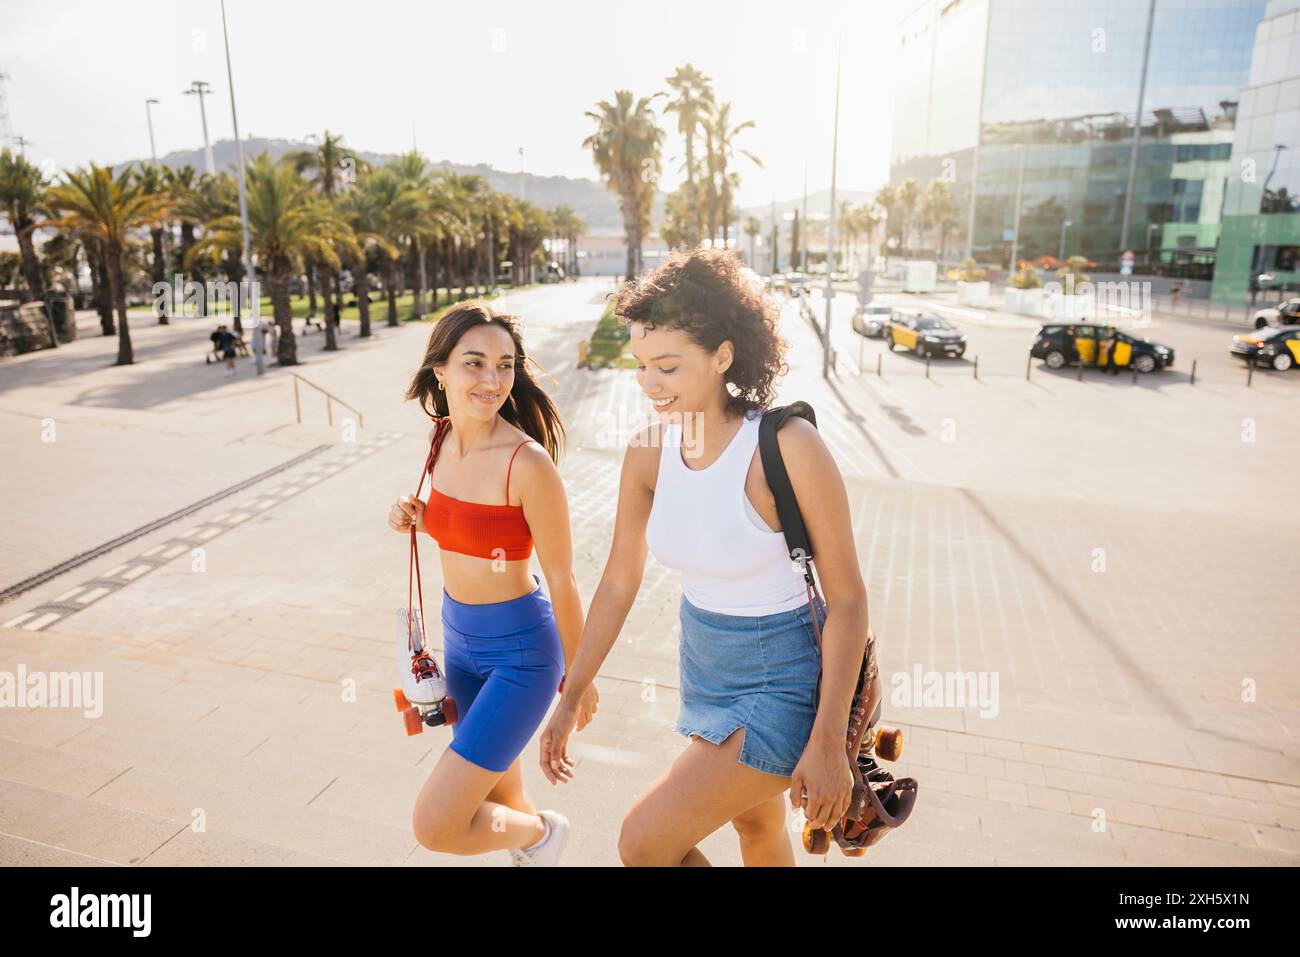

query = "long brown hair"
404;301;565;462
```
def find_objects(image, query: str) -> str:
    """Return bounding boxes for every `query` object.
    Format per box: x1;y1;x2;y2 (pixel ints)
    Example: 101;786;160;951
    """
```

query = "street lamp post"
145;98;160;166
823;36;842;380
183;81;215;175
220;0;258;368
1147;222;1160;266
1058;219;1072;261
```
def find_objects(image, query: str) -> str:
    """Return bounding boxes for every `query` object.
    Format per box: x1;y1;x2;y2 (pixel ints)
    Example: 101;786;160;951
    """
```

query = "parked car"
885;311;967;357
851;304;893;338
1250;297;1300;330
1030;322;1174;372
784;272;809;296
1230;324;1300;370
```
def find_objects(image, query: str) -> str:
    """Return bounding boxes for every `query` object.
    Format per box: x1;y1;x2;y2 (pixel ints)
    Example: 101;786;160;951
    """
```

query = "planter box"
957;281;990;307
1003;286;1044;317
903;260;937;293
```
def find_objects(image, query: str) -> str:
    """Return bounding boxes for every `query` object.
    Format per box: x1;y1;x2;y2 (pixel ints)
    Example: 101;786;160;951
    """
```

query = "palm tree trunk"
107;238;132;365
323;270;339;350
307;261;318;317
151;227;169;324
384;261;398;325
16;225;45;302
356;256;371;337
271;264;297;366
86;239;114;334
411;239;425;318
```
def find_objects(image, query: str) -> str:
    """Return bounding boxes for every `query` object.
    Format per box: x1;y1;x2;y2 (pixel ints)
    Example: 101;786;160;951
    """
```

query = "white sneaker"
508;810;570;867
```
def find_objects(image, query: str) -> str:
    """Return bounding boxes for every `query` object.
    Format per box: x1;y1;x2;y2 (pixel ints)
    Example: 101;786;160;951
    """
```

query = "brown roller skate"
802;629;919;857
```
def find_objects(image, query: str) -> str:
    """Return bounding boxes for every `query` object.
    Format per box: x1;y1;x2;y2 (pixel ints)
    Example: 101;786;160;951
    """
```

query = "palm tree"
0;148;49;303
705;102;762;247
188;153;356;367
550;204;585;276
44;164;173;364
743;215;762;266
288;131;357;329
664;65;714;248
338;168;399;338
896;178;921;257
920;179;960;263
360;166;422;326
134;164;174;322
389;151;438;317
583;90;666;279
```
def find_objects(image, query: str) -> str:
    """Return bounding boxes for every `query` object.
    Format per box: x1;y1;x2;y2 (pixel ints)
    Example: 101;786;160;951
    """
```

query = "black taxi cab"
884;311;967;358
1030;322;1174;373
1230;324;1300;370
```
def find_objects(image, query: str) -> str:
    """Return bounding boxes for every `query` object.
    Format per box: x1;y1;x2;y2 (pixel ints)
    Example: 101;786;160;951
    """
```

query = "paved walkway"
0;279;1296;866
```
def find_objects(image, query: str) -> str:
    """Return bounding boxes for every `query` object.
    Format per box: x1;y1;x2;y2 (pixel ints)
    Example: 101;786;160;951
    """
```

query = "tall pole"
1119;0;1156;253
823;36;842;379
1009;144;1025;270
1059;219;1071;261
964;0;993;261
801;161;808;274
220;0;258;368
145;98;159;165
183;80;215;175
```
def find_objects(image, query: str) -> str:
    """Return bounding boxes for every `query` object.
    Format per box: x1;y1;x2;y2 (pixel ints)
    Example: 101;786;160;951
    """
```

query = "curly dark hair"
611;247;789;417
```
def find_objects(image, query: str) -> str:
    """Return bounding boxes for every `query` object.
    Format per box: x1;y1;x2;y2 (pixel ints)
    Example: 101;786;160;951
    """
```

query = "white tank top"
645;409;809;616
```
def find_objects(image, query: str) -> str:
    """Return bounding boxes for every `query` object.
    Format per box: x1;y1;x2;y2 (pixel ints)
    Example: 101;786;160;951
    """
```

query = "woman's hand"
574;683;599;731
388;495;425;534
790;735;854;832
539;697;581;785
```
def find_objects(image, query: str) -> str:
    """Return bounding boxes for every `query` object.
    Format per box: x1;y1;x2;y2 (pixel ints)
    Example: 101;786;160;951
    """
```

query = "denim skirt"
672;594;825;777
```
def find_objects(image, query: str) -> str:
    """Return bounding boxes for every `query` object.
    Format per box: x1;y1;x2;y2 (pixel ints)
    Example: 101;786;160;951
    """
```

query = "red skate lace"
407;418;452;665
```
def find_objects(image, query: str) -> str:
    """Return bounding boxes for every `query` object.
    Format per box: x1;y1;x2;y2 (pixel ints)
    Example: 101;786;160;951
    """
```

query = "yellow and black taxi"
884;311;967;358
1230;324;1300;371
1030;322;1174;373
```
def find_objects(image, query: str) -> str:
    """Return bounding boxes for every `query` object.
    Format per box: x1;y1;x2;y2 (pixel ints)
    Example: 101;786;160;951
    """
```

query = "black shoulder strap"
758;401;817;578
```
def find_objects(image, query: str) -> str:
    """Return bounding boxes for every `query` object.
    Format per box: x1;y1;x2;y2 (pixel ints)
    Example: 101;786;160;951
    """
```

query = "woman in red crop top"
388;302;597;866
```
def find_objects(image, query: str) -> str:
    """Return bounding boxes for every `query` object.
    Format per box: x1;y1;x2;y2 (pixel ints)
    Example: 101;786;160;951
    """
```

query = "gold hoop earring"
436;378;444;391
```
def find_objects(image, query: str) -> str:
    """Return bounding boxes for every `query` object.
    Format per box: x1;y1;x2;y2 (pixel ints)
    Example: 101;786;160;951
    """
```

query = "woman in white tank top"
539;248;872;867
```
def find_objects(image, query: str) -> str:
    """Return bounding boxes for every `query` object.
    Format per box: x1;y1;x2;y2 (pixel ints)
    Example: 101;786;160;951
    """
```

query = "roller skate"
394;606;457;735
802;630;919;857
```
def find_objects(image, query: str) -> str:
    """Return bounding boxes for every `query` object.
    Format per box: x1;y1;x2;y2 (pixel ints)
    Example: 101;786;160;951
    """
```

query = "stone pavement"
0;279;1296;866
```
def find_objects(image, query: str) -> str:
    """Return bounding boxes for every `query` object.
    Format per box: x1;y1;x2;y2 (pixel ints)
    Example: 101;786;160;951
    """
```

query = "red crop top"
418;418;535;561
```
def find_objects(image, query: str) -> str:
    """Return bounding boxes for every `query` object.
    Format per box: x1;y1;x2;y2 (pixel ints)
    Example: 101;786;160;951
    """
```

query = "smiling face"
630;320;733;417
435;323;517;422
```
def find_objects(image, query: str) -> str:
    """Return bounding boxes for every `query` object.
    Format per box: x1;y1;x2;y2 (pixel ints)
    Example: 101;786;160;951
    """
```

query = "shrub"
959;257;987;283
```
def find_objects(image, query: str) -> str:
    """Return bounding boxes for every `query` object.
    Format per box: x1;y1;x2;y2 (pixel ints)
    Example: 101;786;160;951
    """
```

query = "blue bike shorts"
441;574;564;773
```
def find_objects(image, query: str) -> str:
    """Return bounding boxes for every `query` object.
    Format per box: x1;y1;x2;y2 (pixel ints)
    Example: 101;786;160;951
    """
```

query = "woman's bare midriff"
436;548;538;605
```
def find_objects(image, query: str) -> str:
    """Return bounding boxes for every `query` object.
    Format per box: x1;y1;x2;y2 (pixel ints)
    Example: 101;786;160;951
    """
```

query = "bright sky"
0;0;897;209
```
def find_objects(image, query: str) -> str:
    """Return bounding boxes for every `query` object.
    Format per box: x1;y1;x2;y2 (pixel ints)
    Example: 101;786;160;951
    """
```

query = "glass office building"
1211;0;1300;303
891;0;1268;271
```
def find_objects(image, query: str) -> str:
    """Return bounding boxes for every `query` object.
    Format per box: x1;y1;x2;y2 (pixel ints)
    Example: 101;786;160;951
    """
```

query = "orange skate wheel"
402;706;424;736
441;697;458;726
842;847;867;857
394;688;410;712
802;822;830;855
875;726;904;761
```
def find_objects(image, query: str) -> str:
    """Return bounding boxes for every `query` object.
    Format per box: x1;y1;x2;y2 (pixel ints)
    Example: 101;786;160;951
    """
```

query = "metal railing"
291;373;363;428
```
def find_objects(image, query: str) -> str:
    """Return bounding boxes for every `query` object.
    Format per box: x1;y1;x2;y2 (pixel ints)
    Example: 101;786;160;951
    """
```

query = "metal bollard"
926;356;931;379
1247;364;1253;387
1077;361;1084;381
1026;355;1031;381
1190;358;1197;385
973;355;979;381
877;353;882;377
1131;367;1138;384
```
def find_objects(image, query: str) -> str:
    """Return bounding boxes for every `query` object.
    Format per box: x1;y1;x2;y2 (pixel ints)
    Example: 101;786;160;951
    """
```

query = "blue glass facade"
890;0;1269;268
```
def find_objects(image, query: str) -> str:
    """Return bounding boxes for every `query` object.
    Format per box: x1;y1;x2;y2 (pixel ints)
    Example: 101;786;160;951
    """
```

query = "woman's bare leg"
618;727;792;867
731;793;795;866
412;747;546;856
